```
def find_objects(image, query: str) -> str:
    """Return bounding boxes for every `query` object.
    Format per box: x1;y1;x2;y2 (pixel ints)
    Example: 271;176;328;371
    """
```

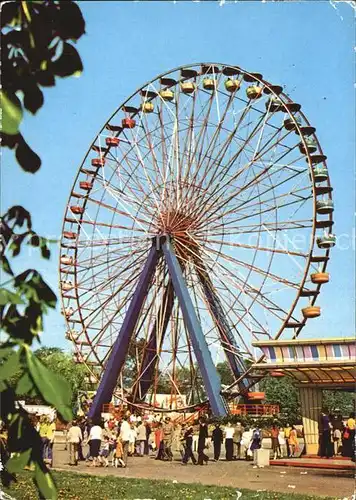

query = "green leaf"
16;373;34;395
56;2;86;41
1;255;14;275
0;350;20;381
34;464;58;500
1;91;23;135
26;350;72;421
15;135;41;173
6;205;32;229
7;448;31;473
0;346;14;359
23;83;44;114
51;42;83;78
0;288;24;306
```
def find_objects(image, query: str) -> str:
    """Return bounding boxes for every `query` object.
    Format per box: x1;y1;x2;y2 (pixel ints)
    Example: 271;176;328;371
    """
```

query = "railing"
229;403;280;416
101;403;279;420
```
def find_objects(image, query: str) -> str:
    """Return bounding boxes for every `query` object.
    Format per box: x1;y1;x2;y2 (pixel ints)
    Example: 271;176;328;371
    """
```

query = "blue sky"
3;1;355;351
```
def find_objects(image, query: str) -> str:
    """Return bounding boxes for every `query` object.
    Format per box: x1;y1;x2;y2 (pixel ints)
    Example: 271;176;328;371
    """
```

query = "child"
114;437;126;468
99;436;110;467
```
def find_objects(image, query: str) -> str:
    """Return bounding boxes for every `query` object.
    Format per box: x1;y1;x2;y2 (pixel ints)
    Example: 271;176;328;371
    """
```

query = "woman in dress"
249;427;262;458
288;425;299;458
87;420;103;467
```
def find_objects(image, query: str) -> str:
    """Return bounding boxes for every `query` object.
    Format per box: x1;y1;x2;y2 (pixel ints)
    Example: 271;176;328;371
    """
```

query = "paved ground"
52;443;355;499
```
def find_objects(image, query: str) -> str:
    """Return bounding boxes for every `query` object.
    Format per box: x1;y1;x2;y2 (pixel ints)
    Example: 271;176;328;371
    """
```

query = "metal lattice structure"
59;63;335;416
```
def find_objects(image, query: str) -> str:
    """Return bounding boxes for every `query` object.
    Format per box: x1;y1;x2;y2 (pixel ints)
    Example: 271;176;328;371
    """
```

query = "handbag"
344;428;350;439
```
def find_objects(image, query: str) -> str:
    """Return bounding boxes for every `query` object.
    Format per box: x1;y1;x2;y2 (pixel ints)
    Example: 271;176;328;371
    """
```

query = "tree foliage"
216;361;234;386
13;347;90;408
1;2;85;498
260;375;301;422
323;390;355;416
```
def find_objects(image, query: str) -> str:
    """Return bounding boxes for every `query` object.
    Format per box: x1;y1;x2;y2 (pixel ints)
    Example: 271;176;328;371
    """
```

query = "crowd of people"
318;411;355;459
62;414;306;468
1;409;354;474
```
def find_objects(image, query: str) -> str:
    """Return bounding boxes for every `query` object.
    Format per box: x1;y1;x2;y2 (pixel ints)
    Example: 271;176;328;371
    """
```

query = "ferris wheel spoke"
193;259;268;352
77;255;148;323
193;145;304;230
83;195;154;233
192;256;249;383
74;248;148;292
201;101;270;192
204;169;309;229
208;245;300;289
206;254;291;322
223;184;311;224
199;121;296;213
205;238;308;257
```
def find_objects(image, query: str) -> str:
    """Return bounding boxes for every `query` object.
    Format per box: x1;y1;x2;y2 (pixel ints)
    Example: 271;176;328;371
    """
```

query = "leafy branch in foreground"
1;207;73;498
1;0;85;172
1;2;86;497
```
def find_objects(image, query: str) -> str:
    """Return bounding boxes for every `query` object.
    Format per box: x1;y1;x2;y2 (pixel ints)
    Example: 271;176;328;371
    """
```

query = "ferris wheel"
59;63;335;416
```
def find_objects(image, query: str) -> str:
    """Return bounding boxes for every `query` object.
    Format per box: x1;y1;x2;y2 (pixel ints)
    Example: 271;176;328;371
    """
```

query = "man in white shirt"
67;420;83;466
119;415;131;466
224;422;234;461
136;422;146;456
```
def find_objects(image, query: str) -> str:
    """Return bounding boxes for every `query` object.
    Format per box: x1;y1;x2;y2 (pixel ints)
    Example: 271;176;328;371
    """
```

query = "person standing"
318;411;333;458
270;423;281;459
77;418;86;461
250;427;262;458
288;425;299;458
283;423;292;457
67;420;83;466
182;426;197;465
347;412;355;459
233;422;244;460
179;424;187;460
46;418;56;466
144;421;151;455
241;427;253;459
119;415;130;466
211;423;223;461
343;412;355;458
39;416;49;461
155;423;164;460
136;421;146;457
87;420;103;467
128;423;137;456
224;422;234;461
162;417;174;461
197;418;209;465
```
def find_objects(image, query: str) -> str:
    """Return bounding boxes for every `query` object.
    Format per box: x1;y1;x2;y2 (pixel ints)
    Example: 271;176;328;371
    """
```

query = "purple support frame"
133;280;175;402
88;243;160;419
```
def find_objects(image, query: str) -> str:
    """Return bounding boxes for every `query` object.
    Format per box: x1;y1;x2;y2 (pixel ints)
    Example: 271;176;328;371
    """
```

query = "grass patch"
3;470;336;500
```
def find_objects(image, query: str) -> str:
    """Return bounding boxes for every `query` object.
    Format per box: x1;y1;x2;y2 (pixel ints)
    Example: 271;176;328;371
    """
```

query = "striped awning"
251;338;355;388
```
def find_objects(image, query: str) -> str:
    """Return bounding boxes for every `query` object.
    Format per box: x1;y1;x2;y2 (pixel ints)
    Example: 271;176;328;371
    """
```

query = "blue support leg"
162;239;228;417
88;243;160;419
